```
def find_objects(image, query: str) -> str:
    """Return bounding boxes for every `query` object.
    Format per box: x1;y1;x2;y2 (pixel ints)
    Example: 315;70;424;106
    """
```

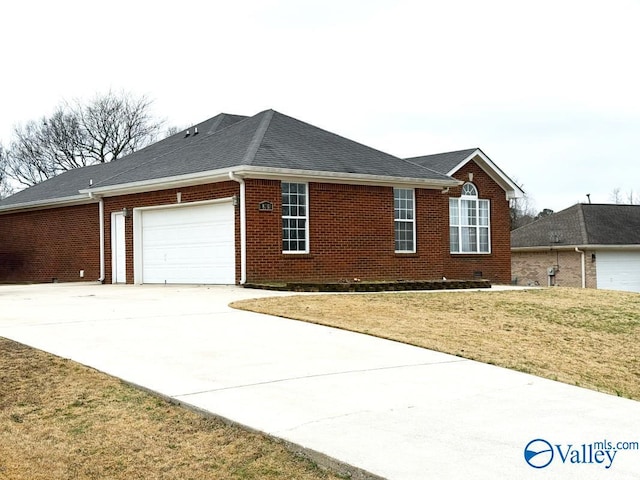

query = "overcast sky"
2;0;639;211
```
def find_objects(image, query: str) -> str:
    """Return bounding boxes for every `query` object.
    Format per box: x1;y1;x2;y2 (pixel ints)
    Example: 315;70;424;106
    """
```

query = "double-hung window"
394;188;416;253
449;183;490;253
282;182;309;253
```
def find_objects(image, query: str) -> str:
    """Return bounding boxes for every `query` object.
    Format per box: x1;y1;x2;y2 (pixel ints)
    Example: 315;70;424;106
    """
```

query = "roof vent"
194;127;199;135
184;129;190;138
549;231;563;244
89;179;93;187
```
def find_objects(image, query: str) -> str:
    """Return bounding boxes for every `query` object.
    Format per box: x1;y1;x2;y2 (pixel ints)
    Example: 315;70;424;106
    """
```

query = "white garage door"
596;251;640;293
140;201;235;284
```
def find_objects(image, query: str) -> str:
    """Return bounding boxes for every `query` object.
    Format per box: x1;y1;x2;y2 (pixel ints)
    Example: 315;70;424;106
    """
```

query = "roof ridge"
402;157;456;179
576;204;589;244
90;118;225;189
205;114;226;135
204;113;249;137
241;110;275;165
89;112;252;189
406;148;478;160
260;110;454;181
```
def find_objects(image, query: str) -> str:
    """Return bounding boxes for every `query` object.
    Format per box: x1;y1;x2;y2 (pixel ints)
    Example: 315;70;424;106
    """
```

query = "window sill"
282;253;313;258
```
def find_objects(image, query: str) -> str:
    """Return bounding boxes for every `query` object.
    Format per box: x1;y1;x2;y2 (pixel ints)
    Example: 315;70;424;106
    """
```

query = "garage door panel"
140;202;235;284
596;251;640;293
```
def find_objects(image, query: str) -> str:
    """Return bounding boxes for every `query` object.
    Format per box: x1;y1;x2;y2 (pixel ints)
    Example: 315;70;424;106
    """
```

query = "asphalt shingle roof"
0;109;464;209
511;203;640;247
0;113;247;207
405;148;478;175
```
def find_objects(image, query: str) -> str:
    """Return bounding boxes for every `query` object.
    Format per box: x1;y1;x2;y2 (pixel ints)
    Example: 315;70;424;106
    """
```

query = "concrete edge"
123;379;387;480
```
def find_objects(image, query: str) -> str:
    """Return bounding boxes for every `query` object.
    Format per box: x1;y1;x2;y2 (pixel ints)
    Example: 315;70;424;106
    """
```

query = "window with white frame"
449;183;490;253
282;182;309;253
394;188;416;253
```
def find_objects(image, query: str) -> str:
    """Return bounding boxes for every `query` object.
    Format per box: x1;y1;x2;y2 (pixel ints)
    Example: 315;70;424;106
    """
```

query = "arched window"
461;183;478;197
449;183;490;253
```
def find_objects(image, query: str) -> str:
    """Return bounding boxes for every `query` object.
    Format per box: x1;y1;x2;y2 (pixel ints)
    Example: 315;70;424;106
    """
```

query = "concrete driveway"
1;283;639;480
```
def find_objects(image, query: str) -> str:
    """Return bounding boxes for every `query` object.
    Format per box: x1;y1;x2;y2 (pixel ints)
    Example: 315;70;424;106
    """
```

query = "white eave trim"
235;166;462;188
4;166;462;211
0;194;96;214
512;245;640;252
79;165;462;197
79;168;235;197
448;149;524;199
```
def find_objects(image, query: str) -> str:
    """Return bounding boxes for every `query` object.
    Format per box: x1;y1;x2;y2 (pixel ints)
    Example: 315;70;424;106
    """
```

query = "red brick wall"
0;162;513;285
246;180;445;282
442;162;512;283
0;203;100;283
243;175;510;284
102;182;239;284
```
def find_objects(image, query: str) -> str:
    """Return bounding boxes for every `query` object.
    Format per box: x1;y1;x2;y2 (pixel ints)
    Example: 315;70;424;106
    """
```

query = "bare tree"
509;179;538;230
610;187;622;204
0;144;13;199
5;90;164;187
610;187;640;205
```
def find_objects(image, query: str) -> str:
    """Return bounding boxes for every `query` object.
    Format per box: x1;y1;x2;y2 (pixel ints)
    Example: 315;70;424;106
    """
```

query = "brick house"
0;109;522;285
511;203;640;292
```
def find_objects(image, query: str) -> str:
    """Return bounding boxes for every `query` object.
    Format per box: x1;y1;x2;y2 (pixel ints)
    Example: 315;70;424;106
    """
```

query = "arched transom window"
449;182;490;253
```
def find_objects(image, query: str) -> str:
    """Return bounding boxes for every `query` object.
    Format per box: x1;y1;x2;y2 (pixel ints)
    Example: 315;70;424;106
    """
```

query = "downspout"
228;172;247;284
89;192;105;283
575;247;586;288
98;197;105;283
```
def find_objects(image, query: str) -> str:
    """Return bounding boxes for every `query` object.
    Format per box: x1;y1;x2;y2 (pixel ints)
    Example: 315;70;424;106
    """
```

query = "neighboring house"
511;203;640;292
0;109;522;285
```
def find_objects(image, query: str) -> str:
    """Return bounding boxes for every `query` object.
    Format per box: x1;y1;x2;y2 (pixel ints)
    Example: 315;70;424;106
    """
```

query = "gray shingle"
511;204;640;247
582;204;640;245
0;109;458;209
84;109;454;189
405;149;478;175
252;111;454;180
0;113;247;207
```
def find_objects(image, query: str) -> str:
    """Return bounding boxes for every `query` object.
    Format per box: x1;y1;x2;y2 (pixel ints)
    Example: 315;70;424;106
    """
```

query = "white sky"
2;0;639;211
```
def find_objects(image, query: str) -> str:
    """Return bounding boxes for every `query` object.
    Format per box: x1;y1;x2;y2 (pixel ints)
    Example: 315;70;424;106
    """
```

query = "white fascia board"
448;149;524;199
234;166;462;189
79;169;234;197
0;195;95;214
79;166;462;197
512;245;640;252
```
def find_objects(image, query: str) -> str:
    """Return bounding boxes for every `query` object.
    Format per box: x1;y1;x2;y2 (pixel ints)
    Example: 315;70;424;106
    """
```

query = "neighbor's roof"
0;109;521;212
511;203;640;248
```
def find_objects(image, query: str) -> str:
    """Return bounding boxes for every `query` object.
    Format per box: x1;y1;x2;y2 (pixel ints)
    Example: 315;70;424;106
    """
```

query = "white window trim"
394;188;416;254
282;182;310;254
450;184;491;255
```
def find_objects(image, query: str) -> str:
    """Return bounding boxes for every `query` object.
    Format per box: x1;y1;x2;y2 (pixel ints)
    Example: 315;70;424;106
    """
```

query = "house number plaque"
258;201;274;212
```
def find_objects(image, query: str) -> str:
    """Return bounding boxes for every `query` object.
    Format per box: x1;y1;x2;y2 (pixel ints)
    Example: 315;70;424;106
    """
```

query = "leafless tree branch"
5;90;164;187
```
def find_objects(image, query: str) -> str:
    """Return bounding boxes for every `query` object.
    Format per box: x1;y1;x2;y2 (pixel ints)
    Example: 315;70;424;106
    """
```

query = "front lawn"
0;339;344;480
232;288;640;400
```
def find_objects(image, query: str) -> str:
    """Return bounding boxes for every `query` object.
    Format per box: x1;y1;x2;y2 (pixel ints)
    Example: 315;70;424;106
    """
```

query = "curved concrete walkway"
1;283;639;479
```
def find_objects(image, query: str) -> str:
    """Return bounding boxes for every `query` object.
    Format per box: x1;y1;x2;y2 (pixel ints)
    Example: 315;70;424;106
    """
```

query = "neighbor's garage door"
596;251;640;293
140;201;235;284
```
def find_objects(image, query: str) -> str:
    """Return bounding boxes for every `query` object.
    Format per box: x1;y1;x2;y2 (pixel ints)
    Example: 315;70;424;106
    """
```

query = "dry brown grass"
232;288;640;400
0;339;343;480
